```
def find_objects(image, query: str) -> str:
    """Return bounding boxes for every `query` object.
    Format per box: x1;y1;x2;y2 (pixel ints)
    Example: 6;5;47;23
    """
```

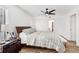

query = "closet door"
70;14;76;41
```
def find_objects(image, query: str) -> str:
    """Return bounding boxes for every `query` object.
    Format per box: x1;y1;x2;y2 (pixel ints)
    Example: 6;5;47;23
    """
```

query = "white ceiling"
19;5;79;17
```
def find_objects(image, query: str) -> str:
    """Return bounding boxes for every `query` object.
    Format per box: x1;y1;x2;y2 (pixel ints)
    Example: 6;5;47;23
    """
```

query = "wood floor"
19;41;79;53
65;41;79;53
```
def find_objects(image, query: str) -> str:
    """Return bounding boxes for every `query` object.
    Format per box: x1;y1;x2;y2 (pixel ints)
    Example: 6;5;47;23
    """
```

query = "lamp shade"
1;24;5;32
4;25;15;32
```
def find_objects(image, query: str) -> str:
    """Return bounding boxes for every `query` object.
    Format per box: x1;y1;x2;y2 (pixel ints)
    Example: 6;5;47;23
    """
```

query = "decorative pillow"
22;28;36;34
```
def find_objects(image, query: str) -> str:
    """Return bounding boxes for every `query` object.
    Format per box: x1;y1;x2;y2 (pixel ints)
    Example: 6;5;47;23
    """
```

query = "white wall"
35;15;49;31
1;5;35;28
65;16;71;40
55;15;68;37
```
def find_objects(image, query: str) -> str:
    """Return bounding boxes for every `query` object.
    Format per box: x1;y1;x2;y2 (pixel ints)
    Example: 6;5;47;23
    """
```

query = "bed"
16;26;67;53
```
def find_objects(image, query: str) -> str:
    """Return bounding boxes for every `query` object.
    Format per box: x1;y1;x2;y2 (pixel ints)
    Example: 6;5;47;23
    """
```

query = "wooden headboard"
16;26;31;35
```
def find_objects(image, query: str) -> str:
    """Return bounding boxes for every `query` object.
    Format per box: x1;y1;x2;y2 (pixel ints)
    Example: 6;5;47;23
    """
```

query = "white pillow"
22;28;36;34
19;32;27;38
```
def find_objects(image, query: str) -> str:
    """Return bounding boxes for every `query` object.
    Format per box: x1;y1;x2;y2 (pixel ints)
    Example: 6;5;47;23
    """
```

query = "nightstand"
0;37;21;53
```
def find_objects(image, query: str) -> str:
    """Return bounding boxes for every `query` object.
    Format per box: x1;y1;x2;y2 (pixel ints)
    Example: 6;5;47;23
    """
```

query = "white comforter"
24;31;65;53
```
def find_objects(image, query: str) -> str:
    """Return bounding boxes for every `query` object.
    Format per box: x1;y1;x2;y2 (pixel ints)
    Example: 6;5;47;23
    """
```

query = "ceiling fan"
41;8;56;15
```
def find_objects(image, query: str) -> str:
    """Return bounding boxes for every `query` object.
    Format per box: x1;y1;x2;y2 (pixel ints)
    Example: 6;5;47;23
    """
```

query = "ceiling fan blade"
49;9;55;13
49;13;55;15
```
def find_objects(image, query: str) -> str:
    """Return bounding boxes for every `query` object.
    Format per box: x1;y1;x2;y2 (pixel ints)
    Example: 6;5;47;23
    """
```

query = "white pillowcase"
22;28;36;34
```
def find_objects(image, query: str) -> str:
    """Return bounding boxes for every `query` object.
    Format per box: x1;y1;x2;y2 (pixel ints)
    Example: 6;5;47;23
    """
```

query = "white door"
70;14;76;41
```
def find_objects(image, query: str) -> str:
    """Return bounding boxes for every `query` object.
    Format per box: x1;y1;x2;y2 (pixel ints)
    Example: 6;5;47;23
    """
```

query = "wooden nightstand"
0;37;21;53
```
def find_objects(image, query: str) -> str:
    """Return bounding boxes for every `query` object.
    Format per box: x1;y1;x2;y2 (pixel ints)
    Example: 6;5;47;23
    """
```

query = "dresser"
0;37;21;53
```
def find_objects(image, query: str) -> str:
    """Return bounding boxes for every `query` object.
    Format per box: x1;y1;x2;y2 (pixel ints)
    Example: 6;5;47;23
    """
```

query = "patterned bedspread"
25;31;65;53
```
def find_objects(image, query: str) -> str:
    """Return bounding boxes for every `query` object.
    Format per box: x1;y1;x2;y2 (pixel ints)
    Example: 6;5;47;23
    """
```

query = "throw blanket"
26;31;65;53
